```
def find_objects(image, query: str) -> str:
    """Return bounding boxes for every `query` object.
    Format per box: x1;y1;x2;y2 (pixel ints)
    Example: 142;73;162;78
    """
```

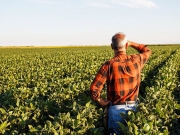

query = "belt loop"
125;101;127;109
136;100;138;106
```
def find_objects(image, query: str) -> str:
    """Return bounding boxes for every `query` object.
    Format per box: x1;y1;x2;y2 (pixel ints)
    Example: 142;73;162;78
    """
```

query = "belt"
112;101;136;106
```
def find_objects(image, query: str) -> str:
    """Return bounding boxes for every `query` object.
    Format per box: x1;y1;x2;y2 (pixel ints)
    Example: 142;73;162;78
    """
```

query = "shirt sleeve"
90;61;109;101
136;44;152;69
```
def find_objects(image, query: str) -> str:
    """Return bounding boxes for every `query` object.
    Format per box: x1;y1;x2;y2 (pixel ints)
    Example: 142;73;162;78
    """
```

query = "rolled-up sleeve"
136;45;152;69
90;62;109;101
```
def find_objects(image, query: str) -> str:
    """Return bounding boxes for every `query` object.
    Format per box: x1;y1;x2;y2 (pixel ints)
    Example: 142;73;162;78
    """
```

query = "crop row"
0;46;180;134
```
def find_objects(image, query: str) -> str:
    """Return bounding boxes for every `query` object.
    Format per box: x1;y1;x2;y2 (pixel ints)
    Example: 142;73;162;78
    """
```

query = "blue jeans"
108;102;137;135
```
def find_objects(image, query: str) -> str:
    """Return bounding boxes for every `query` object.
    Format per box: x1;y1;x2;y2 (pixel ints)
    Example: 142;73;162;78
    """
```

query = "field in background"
0;45;180;134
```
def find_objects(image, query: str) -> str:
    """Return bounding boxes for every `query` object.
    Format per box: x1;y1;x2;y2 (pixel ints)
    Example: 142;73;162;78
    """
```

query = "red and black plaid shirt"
90;44;151;104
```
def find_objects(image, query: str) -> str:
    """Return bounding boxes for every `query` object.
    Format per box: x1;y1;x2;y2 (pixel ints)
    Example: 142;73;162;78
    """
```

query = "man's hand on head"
127;40;132;46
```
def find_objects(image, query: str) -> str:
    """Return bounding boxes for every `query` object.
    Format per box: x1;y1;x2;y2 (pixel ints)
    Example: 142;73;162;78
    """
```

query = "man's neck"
114;49;126;55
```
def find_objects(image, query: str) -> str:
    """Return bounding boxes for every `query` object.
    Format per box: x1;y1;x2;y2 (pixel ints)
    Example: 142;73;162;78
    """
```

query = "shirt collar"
114;51;126;56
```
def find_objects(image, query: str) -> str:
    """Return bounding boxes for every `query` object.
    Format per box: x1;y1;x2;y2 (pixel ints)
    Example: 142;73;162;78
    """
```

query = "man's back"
90;44;151;104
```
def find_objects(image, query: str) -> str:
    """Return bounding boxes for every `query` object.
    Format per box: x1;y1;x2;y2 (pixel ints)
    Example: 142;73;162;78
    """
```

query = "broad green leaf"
0;108;6;114
0;121;9;131
143;123;150;132
16;98;20;107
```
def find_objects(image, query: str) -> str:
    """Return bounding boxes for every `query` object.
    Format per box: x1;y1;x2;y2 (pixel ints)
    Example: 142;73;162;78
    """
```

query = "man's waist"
112;101;137;106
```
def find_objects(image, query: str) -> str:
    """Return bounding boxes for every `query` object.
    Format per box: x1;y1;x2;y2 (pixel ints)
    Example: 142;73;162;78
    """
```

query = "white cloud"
85;0;158;8
112;0;158;8
87;2;112;8
25;0;58;5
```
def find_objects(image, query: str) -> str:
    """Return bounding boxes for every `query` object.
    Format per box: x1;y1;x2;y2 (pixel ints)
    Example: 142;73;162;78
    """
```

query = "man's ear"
111;43;114;50
125;42;128;49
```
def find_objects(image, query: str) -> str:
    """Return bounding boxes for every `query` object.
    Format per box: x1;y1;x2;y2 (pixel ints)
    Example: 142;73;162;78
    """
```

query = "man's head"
111;32;128;50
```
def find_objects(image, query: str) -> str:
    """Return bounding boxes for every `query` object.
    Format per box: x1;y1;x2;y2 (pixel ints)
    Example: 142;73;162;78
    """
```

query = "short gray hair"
111;32;127;50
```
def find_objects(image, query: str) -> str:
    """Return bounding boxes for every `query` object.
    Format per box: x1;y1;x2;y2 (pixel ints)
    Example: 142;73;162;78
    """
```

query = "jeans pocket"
108;107;126;129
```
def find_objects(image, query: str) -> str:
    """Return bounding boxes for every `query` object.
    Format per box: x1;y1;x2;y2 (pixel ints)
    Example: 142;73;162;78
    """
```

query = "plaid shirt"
90;44;151;104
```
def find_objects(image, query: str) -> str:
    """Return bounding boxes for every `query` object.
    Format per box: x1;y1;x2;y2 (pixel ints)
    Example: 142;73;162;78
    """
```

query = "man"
90;32;151;134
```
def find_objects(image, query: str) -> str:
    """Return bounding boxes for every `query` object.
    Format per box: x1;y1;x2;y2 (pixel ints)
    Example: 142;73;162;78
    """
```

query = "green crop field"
0;45;180;135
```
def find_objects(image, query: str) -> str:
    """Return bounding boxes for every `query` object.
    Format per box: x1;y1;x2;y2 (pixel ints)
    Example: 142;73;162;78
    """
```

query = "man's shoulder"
103;60;111;66
101;59;114;68
106;58;116;65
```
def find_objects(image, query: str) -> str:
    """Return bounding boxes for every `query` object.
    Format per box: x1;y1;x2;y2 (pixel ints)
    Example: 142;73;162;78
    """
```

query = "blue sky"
0;0;180;46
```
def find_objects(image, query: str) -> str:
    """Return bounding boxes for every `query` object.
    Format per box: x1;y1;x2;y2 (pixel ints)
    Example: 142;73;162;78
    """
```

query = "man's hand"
96;98;111;107
127;40;132;46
